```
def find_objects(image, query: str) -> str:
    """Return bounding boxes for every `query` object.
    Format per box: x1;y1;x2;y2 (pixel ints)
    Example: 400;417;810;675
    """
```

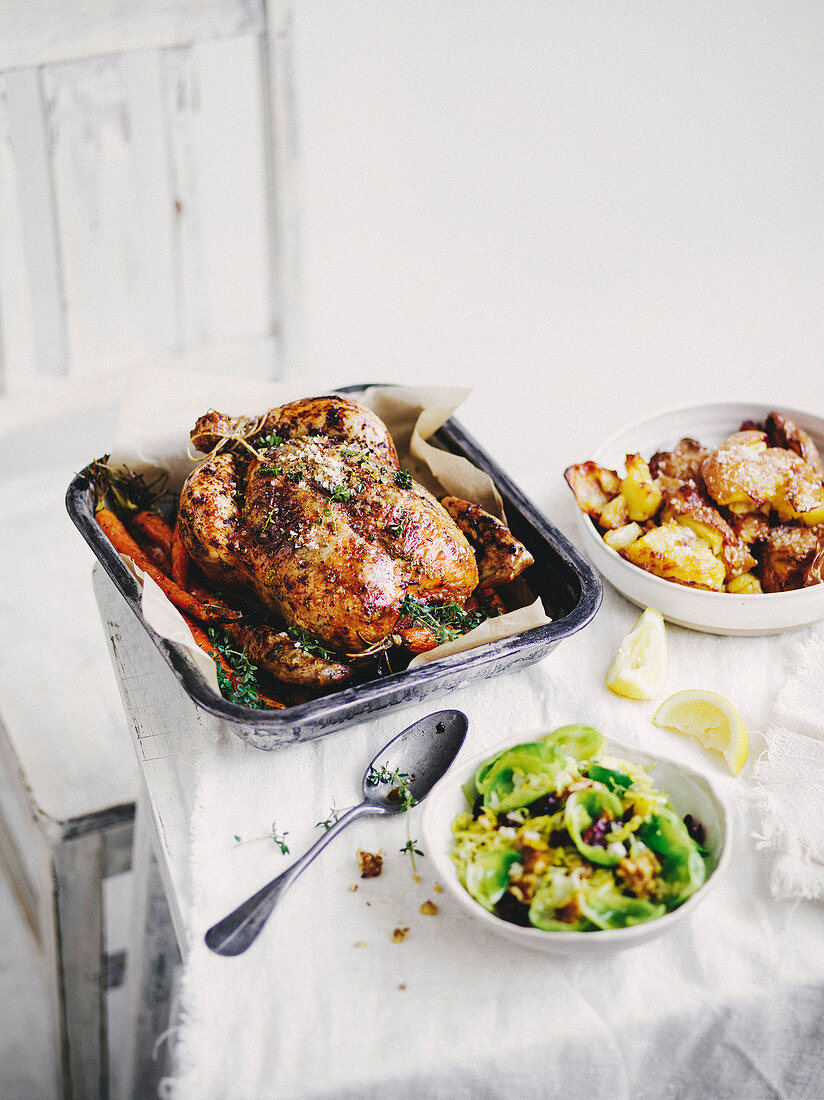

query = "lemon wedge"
653;689;749;776
605;608;668;700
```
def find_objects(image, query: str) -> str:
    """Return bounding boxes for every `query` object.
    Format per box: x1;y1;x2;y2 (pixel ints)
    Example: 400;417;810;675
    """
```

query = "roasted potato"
649;437;709;483
760;526;821;592
622;521;726;591
621;453;662;522
563;462;622;518
565;411;824;593
660;483;755;580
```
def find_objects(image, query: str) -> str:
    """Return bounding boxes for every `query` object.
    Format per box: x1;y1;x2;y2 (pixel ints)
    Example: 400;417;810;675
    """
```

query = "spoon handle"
205;801;384;956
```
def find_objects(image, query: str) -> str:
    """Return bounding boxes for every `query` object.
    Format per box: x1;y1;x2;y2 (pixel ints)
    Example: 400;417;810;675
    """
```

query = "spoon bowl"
361;709;470;809
205;709;468;956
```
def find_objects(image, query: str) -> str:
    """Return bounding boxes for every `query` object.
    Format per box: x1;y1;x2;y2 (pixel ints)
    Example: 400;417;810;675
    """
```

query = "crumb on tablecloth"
420;900;438;916
392;926;409;943
357;849;383;878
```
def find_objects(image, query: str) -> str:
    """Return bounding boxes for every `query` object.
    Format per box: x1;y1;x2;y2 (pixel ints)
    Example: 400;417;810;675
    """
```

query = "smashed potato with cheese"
565;412;824;593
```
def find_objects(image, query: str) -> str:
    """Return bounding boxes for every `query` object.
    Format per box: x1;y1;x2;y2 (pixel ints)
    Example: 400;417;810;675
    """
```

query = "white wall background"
288;2;824;488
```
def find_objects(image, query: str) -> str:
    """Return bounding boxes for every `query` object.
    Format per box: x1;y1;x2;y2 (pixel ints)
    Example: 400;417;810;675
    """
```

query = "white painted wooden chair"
0;2;298;1095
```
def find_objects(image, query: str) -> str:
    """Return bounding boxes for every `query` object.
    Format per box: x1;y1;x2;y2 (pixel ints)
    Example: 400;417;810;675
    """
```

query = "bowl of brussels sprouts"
422;724;730;953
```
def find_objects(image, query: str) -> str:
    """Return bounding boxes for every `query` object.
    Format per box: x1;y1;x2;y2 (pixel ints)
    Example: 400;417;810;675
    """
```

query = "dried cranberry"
581;815;612;848
525;793;562;816
684;814;706;846
495;891;532;927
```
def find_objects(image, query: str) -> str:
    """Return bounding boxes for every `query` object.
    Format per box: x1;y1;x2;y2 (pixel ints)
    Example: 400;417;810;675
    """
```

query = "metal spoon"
205;708;468;956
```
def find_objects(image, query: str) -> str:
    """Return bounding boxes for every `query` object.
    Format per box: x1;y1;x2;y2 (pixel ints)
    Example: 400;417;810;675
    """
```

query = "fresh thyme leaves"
367;763;422;870
270;822;290;854
286;625;335;660
366;763;409;788
256;431;284;449
394;468;413;489
329;485;352;502
386;515;407;538
398;594;498;643
207;626;274;709
286;468;304;484
400;838;425;861
234;820;290;853
316;800;343;830
259;464;281;476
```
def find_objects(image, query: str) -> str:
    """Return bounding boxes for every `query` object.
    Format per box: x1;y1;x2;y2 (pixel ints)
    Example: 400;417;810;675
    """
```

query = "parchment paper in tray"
107;365;549;688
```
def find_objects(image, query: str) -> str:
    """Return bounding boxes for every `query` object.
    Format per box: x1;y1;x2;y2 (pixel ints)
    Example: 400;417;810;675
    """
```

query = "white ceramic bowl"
422;734;730;955
575;402;824;635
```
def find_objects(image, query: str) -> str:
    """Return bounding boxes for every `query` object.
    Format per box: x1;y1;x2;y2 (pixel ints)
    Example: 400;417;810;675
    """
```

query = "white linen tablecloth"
166;580;824;1100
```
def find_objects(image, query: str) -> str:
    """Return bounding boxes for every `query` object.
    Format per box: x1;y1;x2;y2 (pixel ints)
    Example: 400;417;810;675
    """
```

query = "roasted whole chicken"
177;395;534;689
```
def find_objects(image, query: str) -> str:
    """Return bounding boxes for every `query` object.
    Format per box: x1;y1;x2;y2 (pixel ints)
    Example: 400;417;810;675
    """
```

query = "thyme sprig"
286;625;335;660
234;820;290;854
207;626;274;710
398;594;497;644
367;763;423;871
256;431;284;450
316;800;344;831
394;468;413;489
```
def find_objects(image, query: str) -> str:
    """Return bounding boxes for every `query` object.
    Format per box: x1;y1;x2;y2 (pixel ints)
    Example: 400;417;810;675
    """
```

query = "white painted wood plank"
53;832;108;1099
263;0;304;378
94;565;214;942
163;35;273;348
0;0;264;73
0;74;38;392
118;50;178;355
158;45;210;348
42;49;205;376
193;34;272;342
3;67;68;381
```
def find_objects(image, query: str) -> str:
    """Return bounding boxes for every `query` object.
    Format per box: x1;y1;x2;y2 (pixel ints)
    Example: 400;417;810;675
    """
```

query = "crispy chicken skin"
440;496;534;587
178;398;480;654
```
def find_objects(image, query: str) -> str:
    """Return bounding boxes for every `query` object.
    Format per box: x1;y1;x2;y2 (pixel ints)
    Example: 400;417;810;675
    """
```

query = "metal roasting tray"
67;384;602;749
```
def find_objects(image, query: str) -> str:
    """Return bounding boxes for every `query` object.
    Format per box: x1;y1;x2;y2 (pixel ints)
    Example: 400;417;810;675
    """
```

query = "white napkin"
752;619;824;900
166;582;824;1100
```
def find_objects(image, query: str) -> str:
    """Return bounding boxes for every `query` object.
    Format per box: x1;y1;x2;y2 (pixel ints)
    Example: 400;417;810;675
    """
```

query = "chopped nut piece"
433;882;443;893
357;849;383;878
392;926;410;943
420;900;439;916
349;884;359;892
354;940;368;948
616;849;662;900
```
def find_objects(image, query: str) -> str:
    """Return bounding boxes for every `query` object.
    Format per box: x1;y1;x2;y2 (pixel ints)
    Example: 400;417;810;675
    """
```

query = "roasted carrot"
130;509;173;554
170;519;190;588
169;517;245;621
95;508;239;624
134;537;172;573
182;616;286;709
395;622;442;653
